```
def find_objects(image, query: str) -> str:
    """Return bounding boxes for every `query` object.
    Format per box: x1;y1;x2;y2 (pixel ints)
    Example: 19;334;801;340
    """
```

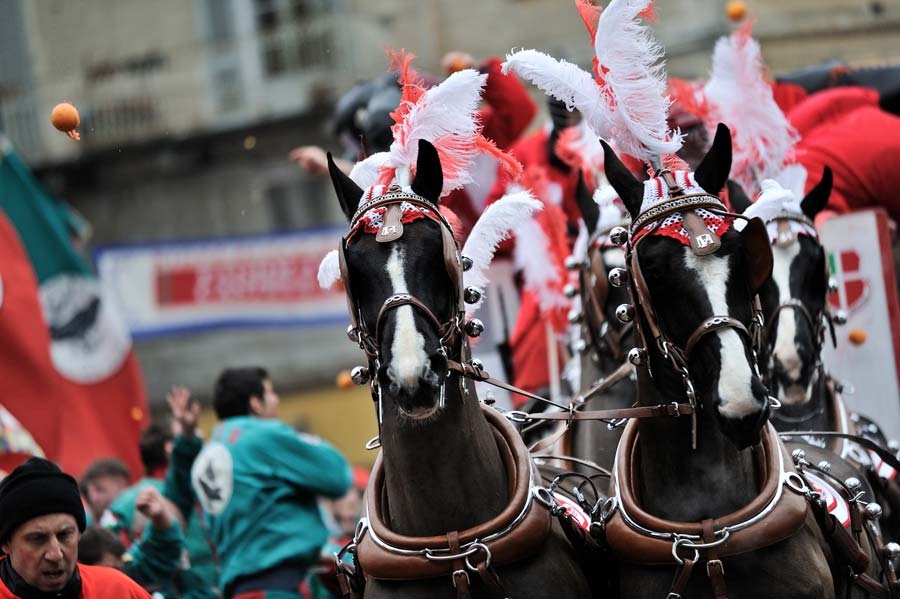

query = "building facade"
1;0;898;403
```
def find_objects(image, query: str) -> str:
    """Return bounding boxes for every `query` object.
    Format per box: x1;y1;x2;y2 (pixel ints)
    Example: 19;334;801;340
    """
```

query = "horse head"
330;140;464;424
735;168;833;406
603;124;774;449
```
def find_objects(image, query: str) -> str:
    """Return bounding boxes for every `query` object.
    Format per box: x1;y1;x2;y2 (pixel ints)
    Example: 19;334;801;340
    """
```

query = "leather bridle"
759;211;836;388
578;223;633;362
624;173;767;445
339;189;466;366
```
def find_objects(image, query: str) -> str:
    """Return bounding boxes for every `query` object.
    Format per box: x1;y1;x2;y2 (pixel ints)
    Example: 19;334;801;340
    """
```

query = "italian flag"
0;136;147;477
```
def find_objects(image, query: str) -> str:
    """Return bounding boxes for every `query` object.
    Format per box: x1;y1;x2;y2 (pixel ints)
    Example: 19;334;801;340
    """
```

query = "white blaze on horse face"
771;242;807;403
683;250;758;419
386;246;427;392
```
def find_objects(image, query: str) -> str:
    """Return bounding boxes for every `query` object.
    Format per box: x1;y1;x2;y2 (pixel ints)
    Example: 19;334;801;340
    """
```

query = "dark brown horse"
595;125;846;598
329;140;595;598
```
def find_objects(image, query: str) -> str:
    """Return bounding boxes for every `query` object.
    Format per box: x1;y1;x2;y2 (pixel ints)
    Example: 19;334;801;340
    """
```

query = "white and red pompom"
593;0;682;159
504;0;681;162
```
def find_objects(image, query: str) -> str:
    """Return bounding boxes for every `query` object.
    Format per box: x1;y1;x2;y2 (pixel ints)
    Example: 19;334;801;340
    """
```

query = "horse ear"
411;139;443;203
801;166;833;221
601;140;643;219
694;123;733;195
328;152;364;222
575;171;600;233
741;217;774;294
726;179;753;214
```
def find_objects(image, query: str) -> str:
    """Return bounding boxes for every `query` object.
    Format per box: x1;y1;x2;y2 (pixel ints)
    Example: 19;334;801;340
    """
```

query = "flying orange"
50;102;81;140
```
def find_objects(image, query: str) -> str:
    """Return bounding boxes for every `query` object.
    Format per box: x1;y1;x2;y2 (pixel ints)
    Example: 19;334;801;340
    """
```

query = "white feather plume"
513;218;569;314
703;28;799;196
349;153;390;194
503;50;614;139
462;190;543;314
594;0;682;159
317;249;341;290
383;69;487;196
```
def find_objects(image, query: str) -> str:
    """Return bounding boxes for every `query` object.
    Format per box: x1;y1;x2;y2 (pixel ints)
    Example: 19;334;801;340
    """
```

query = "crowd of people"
0;367;363;599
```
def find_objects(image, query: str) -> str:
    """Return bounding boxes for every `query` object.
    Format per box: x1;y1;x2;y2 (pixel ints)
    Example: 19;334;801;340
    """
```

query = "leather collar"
356;404;551;580
604;421;809;565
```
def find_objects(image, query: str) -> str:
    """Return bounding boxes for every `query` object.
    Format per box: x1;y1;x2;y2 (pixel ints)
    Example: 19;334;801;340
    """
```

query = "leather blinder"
682;209;721;256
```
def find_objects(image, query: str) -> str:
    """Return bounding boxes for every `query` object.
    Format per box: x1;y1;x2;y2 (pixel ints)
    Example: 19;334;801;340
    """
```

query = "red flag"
0;139;147;478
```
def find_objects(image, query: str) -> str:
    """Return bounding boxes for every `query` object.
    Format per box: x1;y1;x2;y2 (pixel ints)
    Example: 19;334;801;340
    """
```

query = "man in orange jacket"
0;457;151;598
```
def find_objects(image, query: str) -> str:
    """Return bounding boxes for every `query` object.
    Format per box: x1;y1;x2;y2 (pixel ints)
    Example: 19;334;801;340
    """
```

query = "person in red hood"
482;97;585;403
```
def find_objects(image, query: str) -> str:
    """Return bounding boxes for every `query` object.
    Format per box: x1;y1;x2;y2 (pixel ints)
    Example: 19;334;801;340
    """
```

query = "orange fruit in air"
50;102;81;140
336;369;354;389
725;0;748;21
848;329;867;346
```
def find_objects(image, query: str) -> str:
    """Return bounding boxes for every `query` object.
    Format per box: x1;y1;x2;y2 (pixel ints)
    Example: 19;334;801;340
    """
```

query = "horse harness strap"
602;422;809;596
447;359;558;406
353;405;550;594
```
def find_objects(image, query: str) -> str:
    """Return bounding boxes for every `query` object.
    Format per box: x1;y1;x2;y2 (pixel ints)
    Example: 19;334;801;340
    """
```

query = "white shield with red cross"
821;208;900;440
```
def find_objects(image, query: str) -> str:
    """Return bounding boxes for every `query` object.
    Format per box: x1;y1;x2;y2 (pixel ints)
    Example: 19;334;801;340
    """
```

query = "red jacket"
0;560;151;598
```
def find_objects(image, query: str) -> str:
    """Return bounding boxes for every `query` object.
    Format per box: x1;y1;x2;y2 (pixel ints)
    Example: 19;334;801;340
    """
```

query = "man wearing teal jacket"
168;368;352;599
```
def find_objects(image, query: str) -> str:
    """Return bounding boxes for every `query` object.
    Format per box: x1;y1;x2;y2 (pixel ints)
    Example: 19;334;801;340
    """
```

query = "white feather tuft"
349;153;390;195
462;191;543;314
317;249;341;290
773;163;808;199
503;50;614;140
703;28;799;196
513;218;569;314
594;0;682;159
384;69;487;196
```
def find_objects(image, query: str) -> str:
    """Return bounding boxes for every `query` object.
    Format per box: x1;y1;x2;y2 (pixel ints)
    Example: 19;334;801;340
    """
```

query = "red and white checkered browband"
631;171;733;246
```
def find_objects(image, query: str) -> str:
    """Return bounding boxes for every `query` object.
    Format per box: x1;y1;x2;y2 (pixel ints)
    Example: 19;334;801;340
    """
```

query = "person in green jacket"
79;486;183;595
168;367;351;599
109;424;219;599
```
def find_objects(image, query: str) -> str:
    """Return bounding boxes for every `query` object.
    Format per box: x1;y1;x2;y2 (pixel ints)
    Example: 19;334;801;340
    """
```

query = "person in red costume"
484;98;583;403
0;457;151;598
787;86;900;227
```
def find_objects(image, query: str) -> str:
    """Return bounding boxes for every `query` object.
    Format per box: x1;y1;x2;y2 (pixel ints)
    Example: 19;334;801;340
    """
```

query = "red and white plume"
702;23;799;196
461;191;542;315
504;0;680;161
359;52;520;201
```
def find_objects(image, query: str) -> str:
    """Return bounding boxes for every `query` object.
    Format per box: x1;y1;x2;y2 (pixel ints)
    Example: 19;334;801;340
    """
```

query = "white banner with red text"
95;229;347;338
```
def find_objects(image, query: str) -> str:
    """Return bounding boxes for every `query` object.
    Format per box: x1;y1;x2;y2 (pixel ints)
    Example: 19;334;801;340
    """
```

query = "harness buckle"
669;402;682;418
706;558;725;577
451;569;470;588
